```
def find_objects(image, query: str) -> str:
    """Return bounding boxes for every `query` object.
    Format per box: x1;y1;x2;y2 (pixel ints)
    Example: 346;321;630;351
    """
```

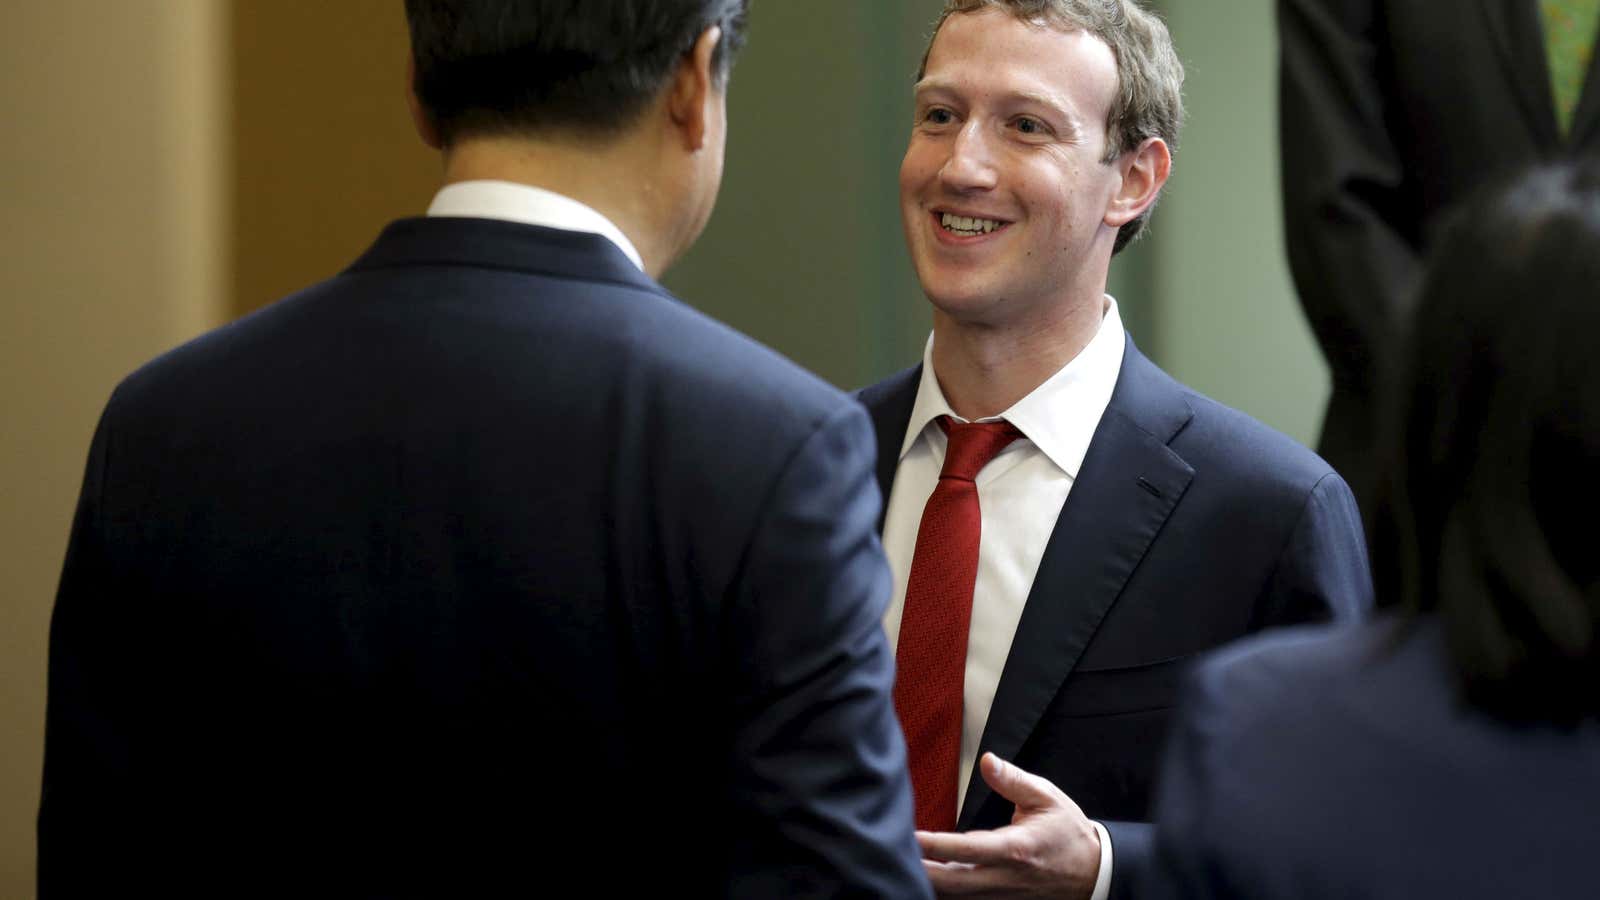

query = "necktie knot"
937;416;1023;482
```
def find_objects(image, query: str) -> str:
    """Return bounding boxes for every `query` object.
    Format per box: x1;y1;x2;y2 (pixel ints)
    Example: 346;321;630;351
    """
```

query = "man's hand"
917;753;1102;899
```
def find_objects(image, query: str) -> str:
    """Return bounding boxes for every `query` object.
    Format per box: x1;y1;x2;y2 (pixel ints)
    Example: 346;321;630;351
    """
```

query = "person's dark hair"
406;0;749;145
1369;158;1600;723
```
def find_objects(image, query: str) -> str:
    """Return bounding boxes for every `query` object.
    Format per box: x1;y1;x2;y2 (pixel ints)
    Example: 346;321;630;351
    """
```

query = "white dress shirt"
882;298;1125;900
426;179;645;272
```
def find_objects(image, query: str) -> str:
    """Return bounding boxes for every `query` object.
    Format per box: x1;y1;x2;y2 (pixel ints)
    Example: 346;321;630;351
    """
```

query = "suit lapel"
856;365;922;532
1480;0;1563;147
957;341;1194;829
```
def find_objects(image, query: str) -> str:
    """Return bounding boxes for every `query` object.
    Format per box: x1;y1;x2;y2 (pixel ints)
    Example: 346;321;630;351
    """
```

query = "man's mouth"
939;212;1007;236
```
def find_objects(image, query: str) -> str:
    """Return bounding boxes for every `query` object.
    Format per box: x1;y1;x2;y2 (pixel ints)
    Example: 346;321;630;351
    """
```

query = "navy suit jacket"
858;340;1372;898
1148;615;1600;899
1281;0;1600;508
40;217;929;898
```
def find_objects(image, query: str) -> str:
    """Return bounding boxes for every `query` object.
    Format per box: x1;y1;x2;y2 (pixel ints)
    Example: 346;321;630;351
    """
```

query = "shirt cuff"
1088;820;1112;900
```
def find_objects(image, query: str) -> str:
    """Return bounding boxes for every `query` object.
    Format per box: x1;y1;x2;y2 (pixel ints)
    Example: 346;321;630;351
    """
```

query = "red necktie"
894;415;1023;832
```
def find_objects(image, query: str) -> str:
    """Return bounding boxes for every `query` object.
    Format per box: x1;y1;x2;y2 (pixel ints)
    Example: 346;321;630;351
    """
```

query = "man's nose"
939;122;999;191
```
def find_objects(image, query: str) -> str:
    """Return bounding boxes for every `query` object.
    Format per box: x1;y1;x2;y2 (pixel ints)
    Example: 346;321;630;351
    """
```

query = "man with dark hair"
856;1;1372;897
38;2;928;896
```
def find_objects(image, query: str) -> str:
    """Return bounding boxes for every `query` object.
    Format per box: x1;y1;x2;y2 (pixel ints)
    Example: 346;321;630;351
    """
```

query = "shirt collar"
426;179;645;272
899;297;1127;480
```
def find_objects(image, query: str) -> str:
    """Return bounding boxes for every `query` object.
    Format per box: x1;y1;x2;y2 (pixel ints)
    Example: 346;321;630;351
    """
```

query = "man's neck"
440;134;670;276
929;293;1109;421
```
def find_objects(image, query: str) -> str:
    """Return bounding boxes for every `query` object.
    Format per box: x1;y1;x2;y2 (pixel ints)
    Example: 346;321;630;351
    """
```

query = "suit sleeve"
1100;821;1154;900
1279;0;1423;398
724;402;931;899
1254;471;1374;628
37;405;144;895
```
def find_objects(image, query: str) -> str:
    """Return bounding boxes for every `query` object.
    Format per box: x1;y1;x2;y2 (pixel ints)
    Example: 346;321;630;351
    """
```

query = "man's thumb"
979;752;1062;809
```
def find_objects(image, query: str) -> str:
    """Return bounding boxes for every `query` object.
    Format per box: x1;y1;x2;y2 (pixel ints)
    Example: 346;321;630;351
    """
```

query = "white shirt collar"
426;179;645;272
899;297;1127;480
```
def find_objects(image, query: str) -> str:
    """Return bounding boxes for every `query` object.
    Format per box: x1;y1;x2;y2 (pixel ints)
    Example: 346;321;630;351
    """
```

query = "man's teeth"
941;213;1002;234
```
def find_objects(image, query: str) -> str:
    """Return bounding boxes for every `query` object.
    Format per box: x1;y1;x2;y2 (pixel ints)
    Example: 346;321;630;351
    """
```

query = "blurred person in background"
1280;0;1600;515
1148;158;1600;899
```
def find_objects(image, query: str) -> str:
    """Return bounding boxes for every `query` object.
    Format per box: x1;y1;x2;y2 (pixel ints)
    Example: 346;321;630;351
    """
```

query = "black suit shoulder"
1105;345;1346;518
1092;349;1372;656
100;239;868;569
114;247;853;439
1166;382;1372;628
1151;616;1600;898
1169;385;1345;506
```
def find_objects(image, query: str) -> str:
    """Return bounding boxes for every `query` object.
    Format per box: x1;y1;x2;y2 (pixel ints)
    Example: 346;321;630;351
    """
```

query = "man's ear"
666;25;722;151
407;55;443;150
1104;137;1171;227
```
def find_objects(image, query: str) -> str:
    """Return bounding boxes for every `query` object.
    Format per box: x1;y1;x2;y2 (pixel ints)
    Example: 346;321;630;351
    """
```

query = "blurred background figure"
1147;158;1600;899
1280;0;1600;515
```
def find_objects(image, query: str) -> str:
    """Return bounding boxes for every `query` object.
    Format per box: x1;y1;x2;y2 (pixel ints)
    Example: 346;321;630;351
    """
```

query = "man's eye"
924;108;954;125
1015;117;1046;135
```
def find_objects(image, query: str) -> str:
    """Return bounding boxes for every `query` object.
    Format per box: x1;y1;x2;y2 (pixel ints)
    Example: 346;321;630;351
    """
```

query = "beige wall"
665;0;945;387
230;0;437;318
1150;0;1329;445
1;1;227;893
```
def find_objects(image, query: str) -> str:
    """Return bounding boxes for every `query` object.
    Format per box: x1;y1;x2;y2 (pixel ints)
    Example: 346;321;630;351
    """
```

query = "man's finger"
917;827;1016;866
979;752;1068;810
923;858;1008;895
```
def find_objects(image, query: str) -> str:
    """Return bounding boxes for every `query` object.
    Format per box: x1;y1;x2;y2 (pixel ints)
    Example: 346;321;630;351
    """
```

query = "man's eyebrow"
912;79;1079;121
911;77;959;99
1011;89;1076;118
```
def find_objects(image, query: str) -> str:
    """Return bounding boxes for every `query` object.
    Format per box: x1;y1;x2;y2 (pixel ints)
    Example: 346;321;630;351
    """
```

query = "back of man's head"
406;0;750;146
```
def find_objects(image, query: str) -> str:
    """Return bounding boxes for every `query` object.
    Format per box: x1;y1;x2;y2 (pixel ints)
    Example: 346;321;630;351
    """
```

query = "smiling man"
856;2;1374;898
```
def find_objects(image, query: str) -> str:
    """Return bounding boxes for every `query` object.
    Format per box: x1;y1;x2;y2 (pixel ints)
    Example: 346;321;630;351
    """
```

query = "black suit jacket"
1148;615;1600;899
858;340;1372;899
39;217;930;898
1280;0;1600;508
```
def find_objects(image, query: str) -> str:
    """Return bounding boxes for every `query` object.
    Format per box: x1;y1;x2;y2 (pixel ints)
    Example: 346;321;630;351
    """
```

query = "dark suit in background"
1147;616;1600;899
859;337;1372;897
38;218;925;897
1279;0;1600;508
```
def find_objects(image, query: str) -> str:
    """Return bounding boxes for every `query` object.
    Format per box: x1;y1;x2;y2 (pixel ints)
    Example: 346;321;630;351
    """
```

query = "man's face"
899;8;1124;328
